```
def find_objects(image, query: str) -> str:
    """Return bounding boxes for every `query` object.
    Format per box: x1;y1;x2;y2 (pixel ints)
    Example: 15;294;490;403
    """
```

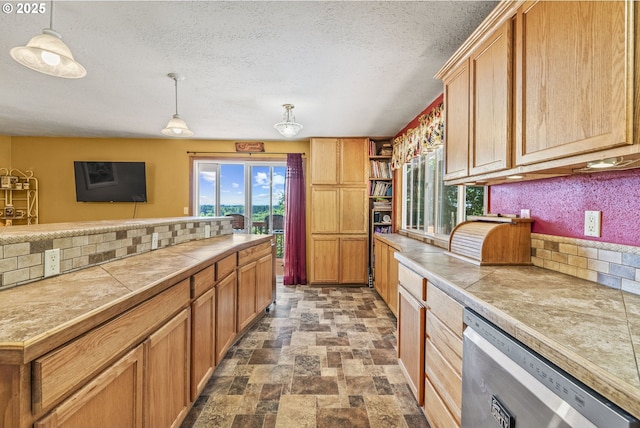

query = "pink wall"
489;169;640;247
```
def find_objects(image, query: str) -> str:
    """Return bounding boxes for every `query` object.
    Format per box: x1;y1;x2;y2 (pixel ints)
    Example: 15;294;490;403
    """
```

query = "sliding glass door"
193;160;286;255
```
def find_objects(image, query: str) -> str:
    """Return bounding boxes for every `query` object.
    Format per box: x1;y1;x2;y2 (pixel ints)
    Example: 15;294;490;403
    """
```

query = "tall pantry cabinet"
309;138;369;284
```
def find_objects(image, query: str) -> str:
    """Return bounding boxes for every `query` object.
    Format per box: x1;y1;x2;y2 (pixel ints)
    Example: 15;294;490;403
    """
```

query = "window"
193;160;285;235
402;146;485;237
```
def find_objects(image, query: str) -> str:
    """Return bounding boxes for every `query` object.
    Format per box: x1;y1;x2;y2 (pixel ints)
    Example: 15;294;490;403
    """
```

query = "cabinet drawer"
424;338;461;424
426;311;463;376
424;373;460;428
216;253;236;280
427;283;463;338
192;265;215;298
32;279;190;413
398;264;426;302
238;241;271;266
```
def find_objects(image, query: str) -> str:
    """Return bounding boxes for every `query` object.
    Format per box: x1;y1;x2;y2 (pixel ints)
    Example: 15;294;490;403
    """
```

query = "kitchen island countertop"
0;233;271;364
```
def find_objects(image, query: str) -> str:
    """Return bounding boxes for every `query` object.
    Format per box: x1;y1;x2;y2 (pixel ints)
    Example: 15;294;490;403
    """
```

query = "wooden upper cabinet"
339;138;368;184
515;0;630;165
310;138;367;185
470;19;512;175
310;138;339;184
443;61;470;180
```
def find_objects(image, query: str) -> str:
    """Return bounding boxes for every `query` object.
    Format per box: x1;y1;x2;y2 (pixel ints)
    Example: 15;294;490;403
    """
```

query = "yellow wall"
0;136;11;167
8;136;308;223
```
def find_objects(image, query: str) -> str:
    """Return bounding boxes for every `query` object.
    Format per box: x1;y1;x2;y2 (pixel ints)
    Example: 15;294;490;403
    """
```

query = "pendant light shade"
274;104;303;137
10;2;86;78
161;73;194;137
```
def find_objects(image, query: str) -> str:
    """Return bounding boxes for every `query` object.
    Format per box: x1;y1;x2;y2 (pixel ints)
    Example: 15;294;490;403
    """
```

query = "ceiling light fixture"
10;1;86;78
161;73;193;137
274;104;303;138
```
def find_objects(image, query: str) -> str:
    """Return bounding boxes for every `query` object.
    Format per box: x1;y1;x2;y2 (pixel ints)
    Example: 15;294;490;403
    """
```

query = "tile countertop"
378;233;640;419
0;233;271;365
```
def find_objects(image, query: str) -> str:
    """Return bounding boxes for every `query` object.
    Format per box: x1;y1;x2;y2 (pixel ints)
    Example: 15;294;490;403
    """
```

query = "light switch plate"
151;232;159;250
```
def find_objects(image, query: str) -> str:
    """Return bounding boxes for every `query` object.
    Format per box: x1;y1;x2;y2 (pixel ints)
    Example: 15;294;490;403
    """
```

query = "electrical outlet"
584;210;601;237
204;224;211;238
183;206;189;215
151;232;159;250
44;248;60;277
520;209;531;219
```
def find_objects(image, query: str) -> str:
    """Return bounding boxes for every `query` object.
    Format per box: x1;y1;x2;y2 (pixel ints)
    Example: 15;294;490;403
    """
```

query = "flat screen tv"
74;161;147;202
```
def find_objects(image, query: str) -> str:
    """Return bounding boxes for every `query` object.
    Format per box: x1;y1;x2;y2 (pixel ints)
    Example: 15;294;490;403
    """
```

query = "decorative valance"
391;102;444;169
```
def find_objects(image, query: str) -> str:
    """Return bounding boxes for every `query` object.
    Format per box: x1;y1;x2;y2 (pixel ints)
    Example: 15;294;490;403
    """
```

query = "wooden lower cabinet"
34;345;144;428
255;253;274;311
237;261;258;331
238;253;273;331
373;237;399;316
190;288;216;401
216;271;237;364
397;286;426;406
310;235;368;284
424;283;464;428
144;308;191;428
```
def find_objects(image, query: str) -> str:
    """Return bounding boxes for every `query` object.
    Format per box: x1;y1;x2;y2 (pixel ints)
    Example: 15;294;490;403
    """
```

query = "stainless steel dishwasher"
461;308;639;428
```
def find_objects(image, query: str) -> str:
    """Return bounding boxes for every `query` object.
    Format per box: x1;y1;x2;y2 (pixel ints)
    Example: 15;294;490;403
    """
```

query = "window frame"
400;147;486;240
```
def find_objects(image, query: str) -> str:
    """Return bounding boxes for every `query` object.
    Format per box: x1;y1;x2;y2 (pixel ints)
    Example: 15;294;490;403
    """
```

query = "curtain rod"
187;151;305;155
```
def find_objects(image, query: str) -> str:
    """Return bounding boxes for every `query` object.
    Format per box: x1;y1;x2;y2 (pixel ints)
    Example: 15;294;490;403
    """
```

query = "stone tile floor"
180;281;431;428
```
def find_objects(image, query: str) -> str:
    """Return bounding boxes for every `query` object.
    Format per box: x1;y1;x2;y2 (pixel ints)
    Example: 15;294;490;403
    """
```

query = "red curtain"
283;153;307;285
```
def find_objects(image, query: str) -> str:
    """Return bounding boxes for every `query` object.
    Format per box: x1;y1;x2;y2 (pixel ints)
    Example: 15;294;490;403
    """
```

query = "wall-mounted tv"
74;161;147;202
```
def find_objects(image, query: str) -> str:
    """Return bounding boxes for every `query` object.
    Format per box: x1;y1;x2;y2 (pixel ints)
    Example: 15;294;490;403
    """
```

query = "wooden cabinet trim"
32;279;190;414
216;253;237;281
238;242;271;266
192;265;215;299
34;345;144;428
398;264;427;302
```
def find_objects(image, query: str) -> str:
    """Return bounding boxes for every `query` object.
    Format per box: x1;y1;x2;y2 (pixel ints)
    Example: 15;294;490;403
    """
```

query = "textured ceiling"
0;1;498;141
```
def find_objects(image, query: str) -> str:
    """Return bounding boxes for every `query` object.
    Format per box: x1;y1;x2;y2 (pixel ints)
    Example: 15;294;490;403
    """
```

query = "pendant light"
274;104;303;137
161;73;194;137
10;1;86;78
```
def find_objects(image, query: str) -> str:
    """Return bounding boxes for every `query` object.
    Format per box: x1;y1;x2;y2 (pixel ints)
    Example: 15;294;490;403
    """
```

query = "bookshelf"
368;139;393;279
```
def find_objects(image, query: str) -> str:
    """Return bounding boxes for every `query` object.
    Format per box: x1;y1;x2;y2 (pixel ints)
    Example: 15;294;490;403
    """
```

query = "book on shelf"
370;180;392;197
370;160;392;179
372;199;392;209
369;140;393;156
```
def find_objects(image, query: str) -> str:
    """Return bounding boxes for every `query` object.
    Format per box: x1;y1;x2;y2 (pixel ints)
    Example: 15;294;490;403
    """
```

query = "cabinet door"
339;138;367;185
515;0;629;165
339;188;368;234
373;240;388;302
443;60;470;180
398;286;426;406
237;261;258;331
388;248;399;317
310;138;339;185
190;288;215;401
339;237;368;284
34;346;144;428
469;20;512;176
310;236;340;283
216;272;237;364
255;253;274;311
310;188;339;234
144;309;190;428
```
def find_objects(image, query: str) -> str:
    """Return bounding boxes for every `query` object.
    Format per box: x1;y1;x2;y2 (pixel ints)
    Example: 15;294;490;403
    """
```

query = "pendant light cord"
49;0;54;28
174;78;179;115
